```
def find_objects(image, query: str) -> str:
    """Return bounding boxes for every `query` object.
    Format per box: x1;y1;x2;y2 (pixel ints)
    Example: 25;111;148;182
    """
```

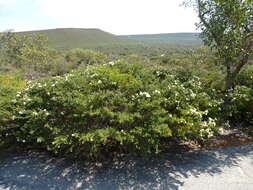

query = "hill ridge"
16;28;202;50
18;28;132;50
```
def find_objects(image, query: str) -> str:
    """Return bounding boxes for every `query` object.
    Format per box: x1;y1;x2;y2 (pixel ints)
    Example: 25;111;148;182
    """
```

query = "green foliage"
0;73;26;145
120;33;202;47
228;64;253;134
236;64;253;88
229;85;253;134
5;20;252;156
19;29;201;51
171;64;225;93
0;32;62;76
65;48;107;66
187;0;253;91
6;62;218;157
197;0;253;60
19;28;133;50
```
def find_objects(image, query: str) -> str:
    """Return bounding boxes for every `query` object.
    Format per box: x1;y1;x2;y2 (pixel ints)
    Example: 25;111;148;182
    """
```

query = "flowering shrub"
9;61;218;157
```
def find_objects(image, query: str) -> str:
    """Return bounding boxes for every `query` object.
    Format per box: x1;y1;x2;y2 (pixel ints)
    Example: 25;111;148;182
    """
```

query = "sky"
0;0;199;35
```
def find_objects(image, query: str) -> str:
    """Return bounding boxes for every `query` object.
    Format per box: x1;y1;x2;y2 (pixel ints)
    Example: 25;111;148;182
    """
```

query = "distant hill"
17;29;202;51
120;33;202;46
19;28;134;50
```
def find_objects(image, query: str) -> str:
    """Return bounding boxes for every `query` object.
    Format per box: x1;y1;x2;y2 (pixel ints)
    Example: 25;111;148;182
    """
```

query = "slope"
19;28;134;50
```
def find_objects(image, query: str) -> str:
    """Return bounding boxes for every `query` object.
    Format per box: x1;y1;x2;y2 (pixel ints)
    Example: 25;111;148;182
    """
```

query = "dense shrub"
168;65;225;93
0;73;26;145
226;65;253;134
65;49;107;66
155;65;223;118
229;85;253;134
0;73;25;124
8;61;218;157
236;64;253;88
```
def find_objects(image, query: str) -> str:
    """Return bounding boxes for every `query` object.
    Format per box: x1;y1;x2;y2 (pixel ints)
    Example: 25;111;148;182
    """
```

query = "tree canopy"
185;0;253;90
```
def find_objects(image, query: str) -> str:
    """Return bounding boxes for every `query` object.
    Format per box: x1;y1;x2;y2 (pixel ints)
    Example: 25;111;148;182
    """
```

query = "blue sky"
0;0;199;35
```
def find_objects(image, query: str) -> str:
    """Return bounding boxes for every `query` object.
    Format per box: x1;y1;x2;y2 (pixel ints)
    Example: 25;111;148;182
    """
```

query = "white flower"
108;61;115;66
156;71;161;76
145;93;151;98
154;90;161;94
203;110;209;115
90;74;98;78
207;133;213;138
190;93;196;98
42;109;50;116
139;92;151;98
33;112;38;116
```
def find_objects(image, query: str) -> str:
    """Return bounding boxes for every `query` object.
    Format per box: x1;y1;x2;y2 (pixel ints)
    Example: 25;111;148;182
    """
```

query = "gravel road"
0;144;252;190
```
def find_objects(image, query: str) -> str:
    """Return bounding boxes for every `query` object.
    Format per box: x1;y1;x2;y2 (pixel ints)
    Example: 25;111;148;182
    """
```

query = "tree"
185;0;253;96
0;31;24;68
0;32;57;74
19;34;50;71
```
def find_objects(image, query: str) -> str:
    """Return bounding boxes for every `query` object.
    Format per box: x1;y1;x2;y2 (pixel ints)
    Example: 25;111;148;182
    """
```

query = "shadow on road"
0;145;252;190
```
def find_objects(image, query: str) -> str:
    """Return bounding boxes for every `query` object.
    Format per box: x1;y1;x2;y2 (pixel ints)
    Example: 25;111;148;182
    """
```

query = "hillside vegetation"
0;18;252;158
17;29;202;53
120;33;202;46
19;28;135;50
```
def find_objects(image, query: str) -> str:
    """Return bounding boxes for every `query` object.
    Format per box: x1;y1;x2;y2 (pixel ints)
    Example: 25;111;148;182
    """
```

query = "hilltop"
19;28;134;50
